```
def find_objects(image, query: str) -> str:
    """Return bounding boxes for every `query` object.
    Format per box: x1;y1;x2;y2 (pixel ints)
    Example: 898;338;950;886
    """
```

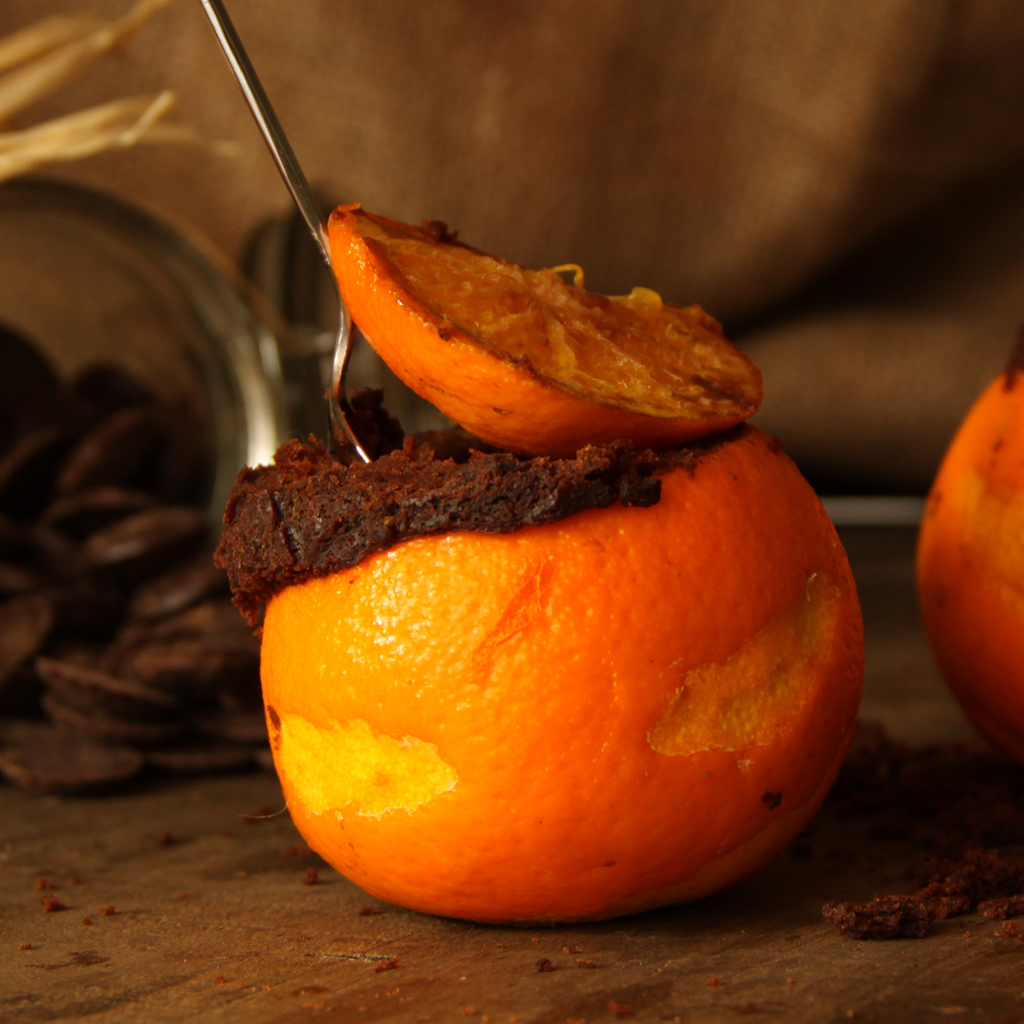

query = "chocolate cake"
215;428;743;625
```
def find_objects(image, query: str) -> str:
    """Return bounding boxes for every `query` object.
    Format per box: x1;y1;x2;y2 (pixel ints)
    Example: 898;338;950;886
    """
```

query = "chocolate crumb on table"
823;721;1024;939
978;895;1024;919
823;893;933;939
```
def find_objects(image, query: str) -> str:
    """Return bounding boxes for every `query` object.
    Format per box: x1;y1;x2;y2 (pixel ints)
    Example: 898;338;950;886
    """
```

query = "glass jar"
244;202;451;445
0;177;289;522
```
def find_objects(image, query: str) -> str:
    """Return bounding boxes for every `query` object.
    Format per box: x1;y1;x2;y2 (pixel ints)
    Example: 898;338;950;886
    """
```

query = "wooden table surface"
3;528;1018;1024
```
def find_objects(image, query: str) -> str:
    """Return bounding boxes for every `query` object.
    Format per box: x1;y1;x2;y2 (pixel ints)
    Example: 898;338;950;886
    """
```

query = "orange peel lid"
328;204;762;456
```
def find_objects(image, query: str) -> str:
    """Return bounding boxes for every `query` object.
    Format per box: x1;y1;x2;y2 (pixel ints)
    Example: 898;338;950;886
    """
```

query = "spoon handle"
199;0;371;463
199;0;329;265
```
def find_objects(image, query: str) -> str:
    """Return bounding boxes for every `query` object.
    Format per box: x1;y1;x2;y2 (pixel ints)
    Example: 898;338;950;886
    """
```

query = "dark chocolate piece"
0;593;53;682
54;407;167;497
0;515;36;565
115;639;258;701
83;506;207;586
25;524;84;583
151;401;201;503
0;337;266;782
44;640;106;669
0;324;61;450
0;561;41;596
194;711;268;745
0;720;143;793
41;693;184;744
0;663;41;717
0;426;72;520
70;362;156;419
108;599;257;664
35;655;178;721
44;585;123;638
146;741;255;774
41;487;155;540
143;597;256;642
128;558;229;621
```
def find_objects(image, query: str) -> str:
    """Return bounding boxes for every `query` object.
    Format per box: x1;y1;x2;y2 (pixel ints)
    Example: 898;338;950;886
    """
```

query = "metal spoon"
198;0;370;463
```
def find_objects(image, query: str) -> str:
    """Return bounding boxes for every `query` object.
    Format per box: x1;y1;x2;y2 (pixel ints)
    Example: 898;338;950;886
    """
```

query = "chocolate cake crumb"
977;895;1024;920
217;430;739;624
910;847;1023;910
420;219;460;245
823;895;932;940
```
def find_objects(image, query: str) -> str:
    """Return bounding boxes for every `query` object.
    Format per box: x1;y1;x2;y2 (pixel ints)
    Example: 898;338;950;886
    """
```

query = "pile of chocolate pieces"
0;324;268;793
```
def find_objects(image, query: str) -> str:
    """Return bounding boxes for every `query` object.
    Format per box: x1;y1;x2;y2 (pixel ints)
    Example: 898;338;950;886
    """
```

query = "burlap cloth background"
4;0;1024;492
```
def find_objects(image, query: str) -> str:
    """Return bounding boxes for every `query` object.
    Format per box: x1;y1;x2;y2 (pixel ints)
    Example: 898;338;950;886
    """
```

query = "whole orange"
918;347;1024;760
260;427;862;923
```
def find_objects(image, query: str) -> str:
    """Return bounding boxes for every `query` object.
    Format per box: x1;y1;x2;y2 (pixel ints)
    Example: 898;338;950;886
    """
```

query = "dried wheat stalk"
0;15;102;76
0;0;230;183
0;91;175;182
0;0;175;124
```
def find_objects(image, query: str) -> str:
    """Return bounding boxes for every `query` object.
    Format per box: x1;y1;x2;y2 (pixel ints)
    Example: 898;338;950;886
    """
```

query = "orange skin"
261;429;863;923
328;205;761;457
918;368;1024;760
